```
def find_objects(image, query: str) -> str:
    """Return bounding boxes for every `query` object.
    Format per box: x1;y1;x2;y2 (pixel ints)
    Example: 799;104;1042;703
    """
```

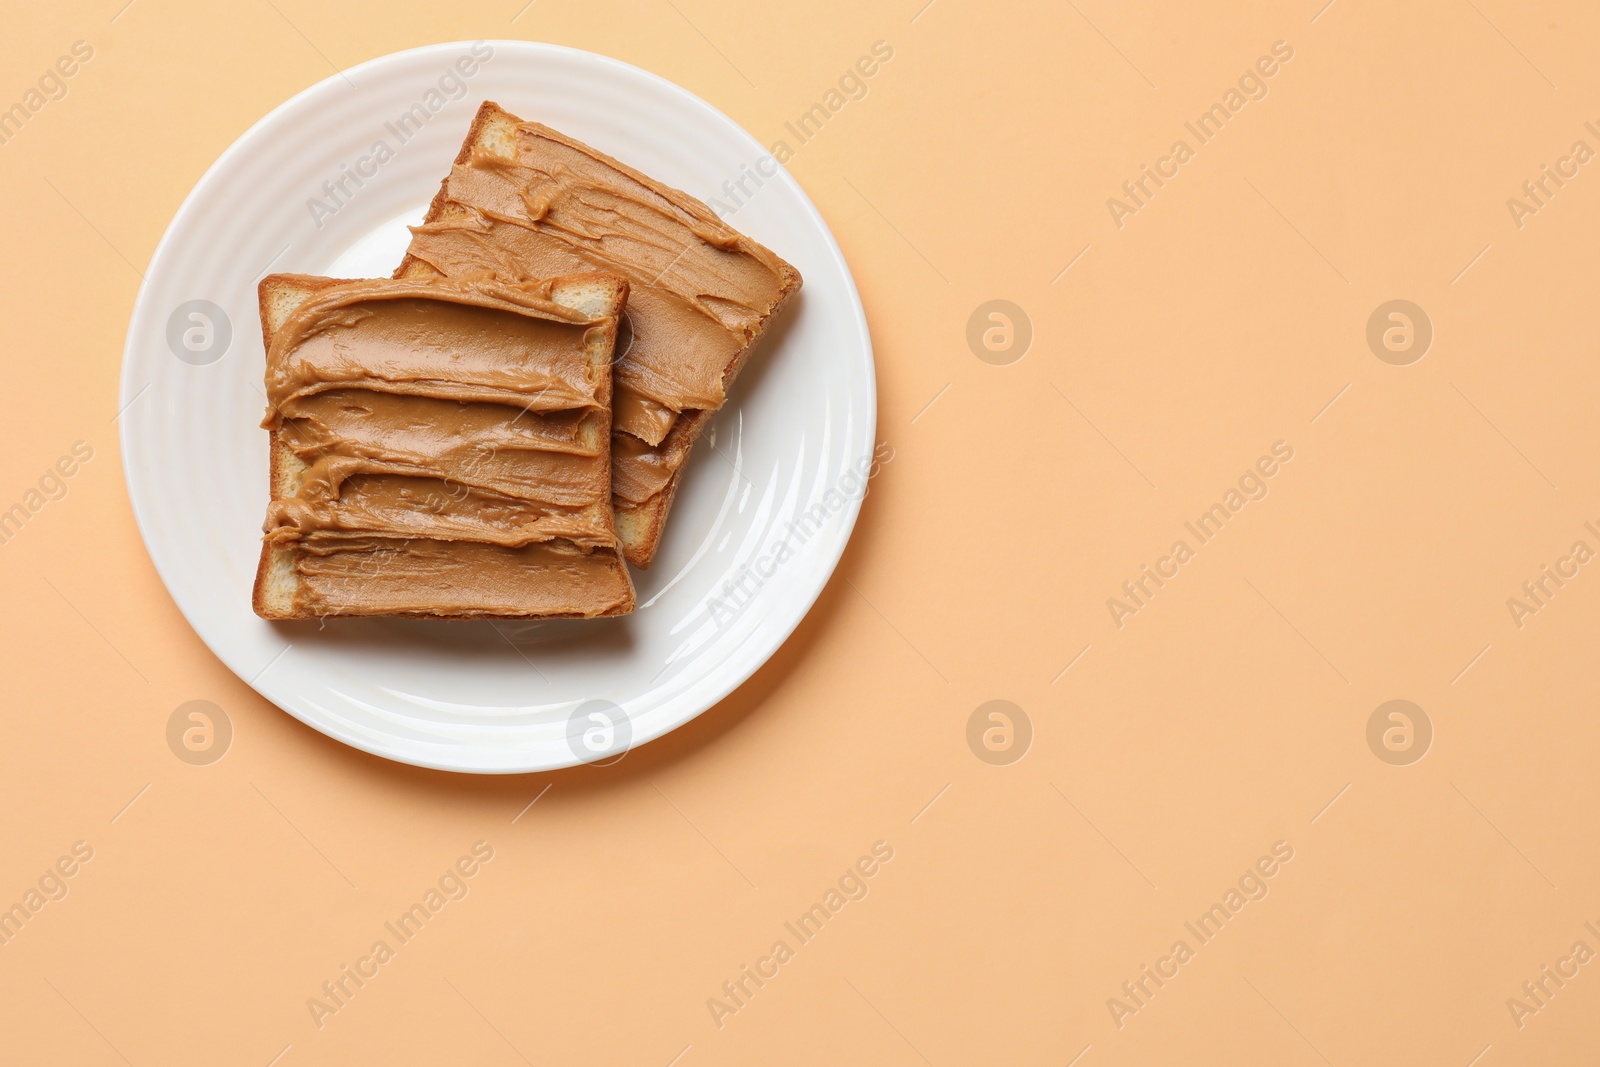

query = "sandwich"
394;102;802;568
251;271;636;619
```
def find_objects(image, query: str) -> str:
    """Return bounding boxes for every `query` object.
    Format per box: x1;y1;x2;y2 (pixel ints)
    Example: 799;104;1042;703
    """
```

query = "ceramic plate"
119;41;875;772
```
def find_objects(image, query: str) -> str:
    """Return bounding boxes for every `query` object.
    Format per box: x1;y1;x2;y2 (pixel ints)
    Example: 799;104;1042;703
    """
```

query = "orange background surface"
4;1;1599;1063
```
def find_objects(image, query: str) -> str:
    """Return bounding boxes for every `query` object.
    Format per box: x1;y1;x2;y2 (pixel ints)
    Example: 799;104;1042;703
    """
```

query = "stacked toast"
253;102;801;620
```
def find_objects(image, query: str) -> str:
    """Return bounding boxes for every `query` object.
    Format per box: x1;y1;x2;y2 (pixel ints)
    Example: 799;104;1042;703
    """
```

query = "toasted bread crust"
252;274;350;619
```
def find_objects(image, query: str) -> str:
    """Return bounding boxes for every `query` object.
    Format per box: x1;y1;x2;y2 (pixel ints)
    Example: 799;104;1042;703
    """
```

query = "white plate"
120;41;875;773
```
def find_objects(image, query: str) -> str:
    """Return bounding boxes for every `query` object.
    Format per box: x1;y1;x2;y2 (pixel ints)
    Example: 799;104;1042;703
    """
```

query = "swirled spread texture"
253;273;635;619
396;102;802;567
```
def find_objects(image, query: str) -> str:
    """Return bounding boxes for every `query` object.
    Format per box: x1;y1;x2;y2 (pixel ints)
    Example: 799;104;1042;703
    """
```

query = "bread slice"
395;102;802;568
252;271;636;620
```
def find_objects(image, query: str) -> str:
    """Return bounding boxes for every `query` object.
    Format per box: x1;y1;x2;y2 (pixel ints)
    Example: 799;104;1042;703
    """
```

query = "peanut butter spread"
399;118;800;518
260;276;633;618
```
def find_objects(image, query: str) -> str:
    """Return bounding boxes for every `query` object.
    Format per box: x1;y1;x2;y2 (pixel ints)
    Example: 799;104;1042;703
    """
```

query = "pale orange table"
3;2;1598;1063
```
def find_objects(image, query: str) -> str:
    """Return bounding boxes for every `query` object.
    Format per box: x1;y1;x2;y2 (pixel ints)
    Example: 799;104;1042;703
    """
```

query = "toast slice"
395;102;802;568
252;271;637;619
